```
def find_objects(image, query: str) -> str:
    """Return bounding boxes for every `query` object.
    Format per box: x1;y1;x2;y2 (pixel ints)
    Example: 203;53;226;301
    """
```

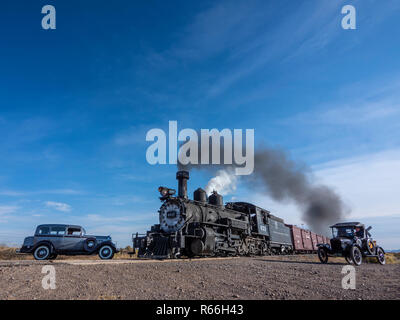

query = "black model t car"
317;222;385;266
17;224;119;260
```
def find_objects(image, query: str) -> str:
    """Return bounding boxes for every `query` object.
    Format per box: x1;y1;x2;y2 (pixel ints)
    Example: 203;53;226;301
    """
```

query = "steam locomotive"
133;171;328;258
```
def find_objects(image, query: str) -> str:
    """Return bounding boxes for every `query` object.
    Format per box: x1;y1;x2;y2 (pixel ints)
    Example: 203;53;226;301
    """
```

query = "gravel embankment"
1;255;399;300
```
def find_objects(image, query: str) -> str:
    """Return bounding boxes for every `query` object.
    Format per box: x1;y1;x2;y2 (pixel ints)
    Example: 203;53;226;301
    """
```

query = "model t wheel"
33;245;51;260
350;246;363;266
318;247;328;264
345;255;353;264
376;247;385;265
98;245;114;260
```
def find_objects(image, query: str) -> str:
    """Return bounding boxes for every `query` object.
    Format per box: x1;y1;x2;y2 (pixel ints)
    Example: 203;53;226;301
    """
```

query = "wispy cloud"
44;201;72;212
0;205;18;216
281;76;400;127
0;189;85;197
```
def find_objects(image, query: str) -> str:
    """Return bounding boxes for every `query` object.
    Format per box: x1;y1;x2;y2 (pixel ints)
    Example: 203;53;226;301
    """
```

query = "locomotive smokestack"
176;170;189;199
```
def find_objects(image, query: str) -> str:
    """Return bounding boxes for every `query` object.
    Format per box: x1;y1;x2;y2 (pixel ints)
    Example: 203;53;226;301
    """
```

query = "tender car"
17;224;119;260
317;222;385;266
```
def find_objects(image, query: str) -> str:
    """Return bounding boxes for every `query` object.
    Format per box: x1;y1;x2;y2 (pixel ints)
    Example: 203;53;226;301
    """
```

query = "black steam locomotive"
133;171;295;258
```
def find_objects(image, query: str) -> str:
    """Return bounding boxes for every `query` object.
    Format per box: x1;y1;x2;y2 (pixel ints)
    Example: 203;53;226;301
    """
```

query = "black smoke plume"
177;141;348;235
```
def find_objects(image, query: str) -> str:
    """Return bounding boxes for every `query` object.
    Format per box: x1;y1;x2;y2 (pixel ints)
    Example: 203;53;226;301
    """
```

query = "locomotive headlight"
158;186;176;197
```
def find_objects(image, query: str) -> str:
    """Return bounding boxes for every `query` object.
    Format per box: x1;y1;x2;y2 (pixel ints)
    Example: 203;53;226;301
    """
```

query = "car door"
49;226;66;249
62;227;85;252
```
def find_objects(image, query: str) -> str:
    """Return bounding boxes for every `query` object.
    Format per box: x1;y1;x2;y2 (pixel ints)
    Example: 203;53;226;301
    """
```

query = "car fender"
33;241;56;254
317;243;331;250
377;246;385;254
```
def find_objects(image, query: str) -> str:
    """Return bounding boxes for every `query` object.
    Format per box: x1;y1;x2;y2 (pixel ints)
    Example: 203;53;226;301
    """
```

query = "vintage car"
317;222;385;266
17;224;119;260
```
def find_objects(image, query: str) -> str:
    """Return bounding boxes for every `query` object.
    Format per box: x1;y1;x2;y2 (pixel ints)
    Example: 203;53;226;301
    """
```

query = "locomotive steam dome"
159;201;185;233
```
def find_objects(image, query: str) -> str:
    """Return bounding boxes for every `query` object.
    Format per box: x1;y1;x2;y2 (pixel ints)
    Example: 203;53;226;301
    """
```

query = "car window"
66;227;81;236
50;226;66;235
37;226;50;235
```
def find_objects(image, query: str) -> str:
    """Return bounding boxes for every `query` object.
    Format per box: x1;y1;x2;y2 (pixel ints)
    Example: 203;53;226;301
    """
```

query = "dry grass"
0;246;34;260
365;252;400;264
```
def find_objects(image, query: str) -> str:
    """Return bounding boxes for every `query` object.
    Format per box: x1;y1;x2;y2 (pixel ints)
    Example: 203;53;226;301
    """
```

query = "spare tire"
84;238;97;252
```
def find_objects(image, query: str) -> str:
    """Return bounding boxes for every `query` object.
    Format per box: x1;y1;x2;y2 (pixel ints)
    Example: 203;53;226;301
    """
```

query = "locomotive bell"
176;170;189;199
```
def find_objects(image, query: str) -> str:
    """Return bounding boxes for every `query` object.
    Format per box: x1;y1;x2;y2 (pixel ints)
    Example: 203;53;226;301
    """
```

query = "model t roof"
330;222;365;228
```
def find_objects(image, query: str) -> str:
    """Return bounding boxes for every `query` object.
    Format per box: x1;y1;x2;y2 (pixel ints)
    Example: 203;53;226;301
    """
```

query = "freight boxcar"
310;232;318;251
286;225;304;252
301;229;313;252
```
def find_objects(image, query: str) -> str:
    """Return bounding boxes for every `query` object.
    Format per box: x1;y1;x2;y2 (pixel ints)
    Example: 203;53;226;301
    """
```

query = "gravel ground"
0;255;399;300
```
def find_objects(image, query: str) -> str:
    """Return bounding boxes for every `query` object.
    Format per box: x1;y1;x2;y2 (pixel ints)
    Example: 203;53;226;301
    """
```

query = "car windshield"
332;227;355;238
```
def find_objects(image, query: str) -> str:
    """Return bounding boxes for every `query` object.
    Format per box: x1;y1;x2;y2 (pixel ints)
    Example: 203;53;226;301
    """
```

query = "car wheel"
376;247;385;265
318;247;328;264
98;245;114;260
345;254;353;264
350;246;362;266
33;245;51;260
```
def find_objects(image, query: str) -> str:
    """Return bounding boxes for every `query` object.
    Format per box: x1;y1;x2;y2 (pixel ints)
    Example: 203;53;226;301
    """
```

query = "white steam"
205;169;238;196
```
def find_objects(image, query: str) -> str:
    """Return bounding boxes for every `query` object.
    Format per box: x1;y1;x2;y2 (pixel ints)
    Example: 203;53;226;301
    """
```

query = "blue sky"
0;0;399;249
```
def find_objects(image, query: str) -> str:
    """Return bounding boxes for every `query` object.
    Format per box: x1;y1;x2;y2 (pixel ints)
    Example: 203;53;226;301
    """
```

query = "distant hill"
387;249;400;253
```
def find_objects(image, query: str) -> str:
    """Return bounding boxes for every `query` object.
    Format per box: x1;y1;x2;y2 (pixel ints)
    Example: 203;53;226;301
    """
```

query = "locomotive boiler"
133;171;294;258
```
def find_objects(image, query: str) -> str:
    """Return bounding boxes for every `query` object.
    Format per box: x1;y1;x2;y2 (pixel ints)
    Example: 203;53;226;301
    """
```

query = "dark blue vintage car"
17;224;119;260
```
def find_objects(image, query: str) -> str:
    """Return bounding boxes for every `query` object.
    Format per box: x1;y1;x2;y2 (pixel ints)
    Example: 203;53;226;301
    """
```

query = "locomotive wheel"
317;247;328;264
350;246;362;266
376;247;386;265
238;242;249;256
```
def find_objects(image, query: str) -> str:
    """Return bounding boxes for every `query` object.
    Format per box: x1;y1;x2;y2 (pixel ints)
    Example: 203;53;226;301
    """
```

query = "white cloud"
0;189;84;197
45;201;72;212
313;149;400;218
0;205;18;216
